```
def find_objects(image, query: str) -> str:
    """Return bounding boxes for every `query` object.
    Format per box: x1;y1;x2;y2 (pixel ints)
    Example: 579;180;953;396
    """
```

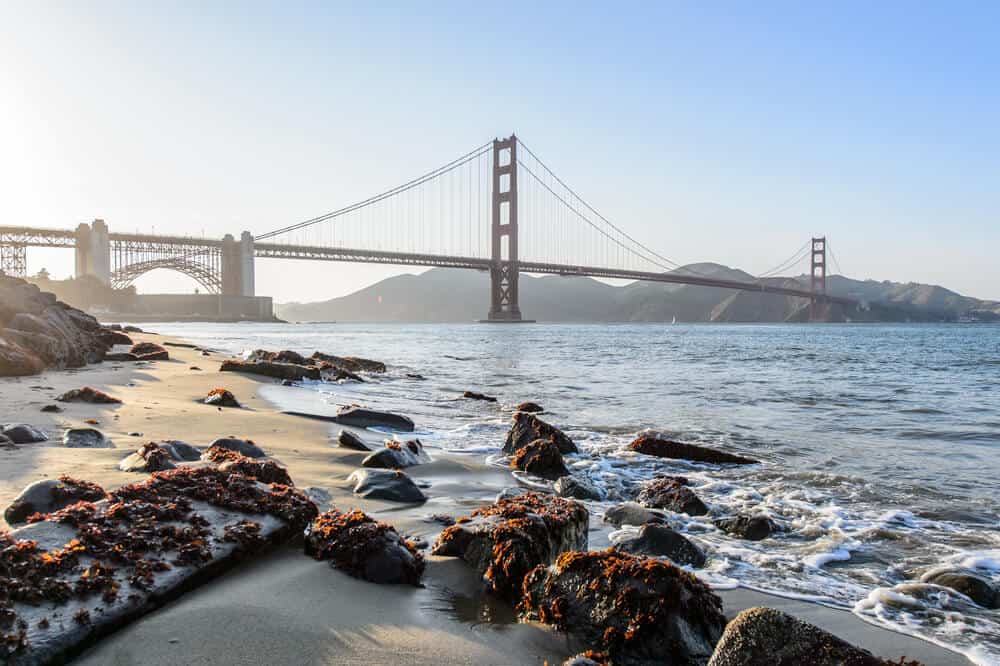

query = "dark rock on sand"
219;458;294;486
311;351;386;373
104;352;139;362
432;491;588;602
62;427;113;448
123;325;143;333
921;569;998;608
3;476;107;524
362;439;430;469
56;386;122;404
202;437;266;460
204;388;241;408
503;412;577;455
334;406;415;432
510;438;569;480
40;404;63;413
463;390;497;402
160;440;202;461
615;523;707;567
1;424;47;444
347;469;427;503
104;329;133;346
554;475;604;500
0;433;14;448
630;435;758;465
247;349;309;365
515;401;544;413
118;442;178;472
522;549;725;665
603;502;668;528
305;509;425;585
707;606;885;666
336;429;372;451
636;476;709;516
130;341;169;360
221;359;321;381
714;514;780;541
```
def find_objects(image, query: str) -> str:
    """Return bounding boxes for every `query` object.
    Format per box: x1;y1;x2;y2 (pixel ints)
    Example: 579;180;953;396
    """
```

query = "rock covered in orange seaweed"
305;509;424;585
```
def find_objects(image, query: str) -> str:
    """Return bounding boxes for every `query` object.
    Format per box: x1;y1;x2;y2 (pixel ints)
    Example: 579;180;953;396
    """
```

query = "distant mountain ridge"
275;264;1000;323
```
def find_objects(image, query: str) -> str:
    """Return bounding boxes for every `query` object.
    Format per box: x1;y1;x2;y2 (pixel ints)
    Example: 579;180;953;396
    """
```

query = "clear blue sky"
1;1;997;301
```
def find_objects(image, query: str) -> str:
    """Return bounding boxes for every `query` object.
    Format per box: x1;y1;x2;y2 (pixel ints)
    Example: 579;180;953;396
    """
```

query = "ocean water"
149;321;1000;664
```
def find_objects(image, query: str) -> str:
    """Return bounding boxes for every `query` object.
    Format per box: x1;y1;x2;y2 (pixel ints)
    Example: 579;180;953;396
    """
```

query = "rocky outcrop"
603;502;667;528
515;401;544;413
220;359;321;381
0;335;46;376
336;430;371;451
615;523;707;567
510;438;569;480
129;342;169;361
247;349;309;365
707;607;887;666
361;439;430;469
62;428;113;448
311;351;386;373
317;363;364;382
118;443;177;472
333;406;415;432
305;509;424;585
201;437;266;461
921;569;998;608
629;435;758;465
522;549;726;665
462;390;497;402
3;476;107;524
636;476;709;516
56;387;122;404
432;492;588;602
502;412;577;455
204;388;241;408
554;475;603;500
713;514;779;541
1;424;47;444
347;469;427;503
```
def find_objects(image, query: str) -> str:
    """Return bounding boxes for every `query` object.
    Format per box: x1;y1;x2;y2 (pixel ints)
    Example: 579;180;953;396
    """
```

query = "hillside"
275;265;1000;323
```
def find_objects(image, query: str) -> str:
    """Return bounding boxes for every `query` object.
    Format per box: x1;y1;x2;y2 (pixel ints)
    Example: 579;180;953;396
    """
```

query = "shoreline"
0;333;973;665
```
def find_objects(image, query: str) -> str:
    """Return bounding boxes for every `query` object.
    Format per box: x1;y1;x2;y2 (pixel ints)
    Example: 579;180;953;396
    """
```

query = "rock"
714;514;779;541
130;341;169;361
56;386;122;404
40;404;63;413
204;388;241;408
118;442;178;472
336;429;371;451
3;476;107;524
62;427;113;448
496;486;529;502
1;424;48;444
311;351;386;373
629;435;758;465
347;469;427;503
405;373;425;380
280;379;296;386
615;523;707;567
554;475;604;500
603;502;668;528
104;329;133;346
502;412;577;455
247;348;309;365
523;549;725;665
432;491;589;602
318;363;364;382
510;438;569;480
921;569;998;608
707;607;884;666
462;390;497;402
220;359;321;381
0;334;46;376
123;324;143;332
0;434;14;449
515;401;544;413
305;509;424;585
202;437;266;460
636;476;709;515
333;406;415;432
361;439;430;469
104;352;139;362
160;440;202;461
219;458;293;486
563;653;610;666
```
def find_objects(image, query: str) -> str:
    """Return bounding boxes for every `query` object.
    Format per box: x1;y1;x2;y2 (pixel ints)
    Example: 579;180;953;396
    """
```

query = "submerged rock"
636;476;709;516
204;388;241;408
362;439;430;469
515;401;544;413
554;475;604;501
629;435;758;465
1;424;47;444
502;412;577;455
118;442;178;472
336;429;371;451
311;351;386;373
462;390;497;402
603;502;668;528
707;607;885;666
615;523;707;567
56;386;122;404
432;491;588;602
714;514;779;541
921;569;998;608
334;406;415;432
202;437;266;461
510;438;569;480
347;469;427;503
305;509;424;585
3;476;107;524
522;549;725;665
62;427;113;448
220;359;320;381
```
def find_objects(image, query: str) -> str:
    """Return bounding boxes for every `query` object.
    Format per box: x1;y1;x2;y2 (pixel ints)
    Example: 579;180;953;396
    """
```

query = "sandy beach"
0;333;973;665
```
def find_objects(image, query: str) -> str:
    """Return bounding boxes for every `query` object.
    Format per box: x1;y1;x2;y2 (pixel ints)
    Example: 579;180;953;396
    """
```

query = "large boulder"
636;476;709;516
707;607;885;666
615;523;707;567
333;406;415;432
311;351;386;373
56;386;122;404
220;359;320;381
1;424;48;444
603;502;667;528
305;509;424;585
118;442;178;472
503;412;577;455
347;469;427;503
522;549;726;665
921;569;998;608
510;438;569;480
361;439;430;469
247;349;309;365
0;334;45;376
432;491;588;602
629;435;758;465
3;476;107;524
713;514;779;541
62;427;113;448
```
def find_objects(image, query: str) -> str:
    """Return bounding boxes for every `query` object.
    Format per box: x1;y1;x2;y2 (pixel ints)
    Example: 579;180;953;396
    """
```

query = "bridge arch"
110;258;222;294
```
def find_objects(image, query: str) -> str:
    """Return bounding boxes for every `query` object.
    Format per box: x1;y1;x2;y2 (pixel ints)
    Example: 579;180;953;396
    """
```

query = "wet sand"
0;334;972;665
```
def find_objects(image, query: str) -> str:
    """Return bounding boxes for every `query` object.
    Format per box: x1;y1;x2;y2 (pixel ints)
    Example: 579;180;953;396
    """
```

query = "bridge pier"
74;219;111;284
809;236;827;322
220;232;256;297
